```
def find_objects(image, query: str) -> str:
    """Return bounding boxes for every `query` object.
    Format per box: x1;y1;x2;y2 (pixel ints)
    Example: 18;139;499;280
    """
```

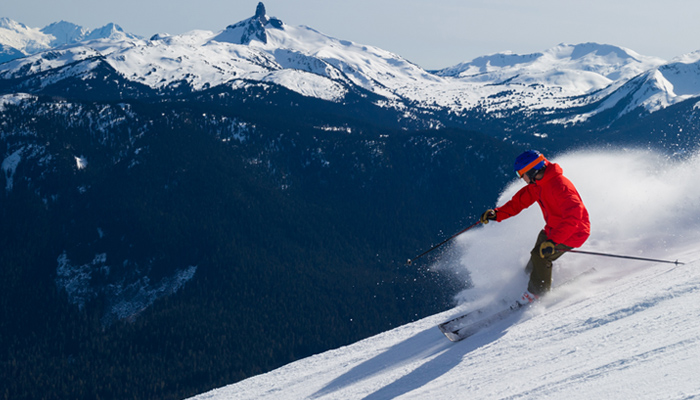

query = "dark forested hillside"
0;88;516;399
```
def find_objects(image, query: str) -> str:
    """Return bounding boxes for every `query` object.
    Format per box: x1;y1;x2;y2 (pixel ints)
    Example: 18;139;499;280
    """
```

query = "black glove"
539;239;557;258
480;209;497;224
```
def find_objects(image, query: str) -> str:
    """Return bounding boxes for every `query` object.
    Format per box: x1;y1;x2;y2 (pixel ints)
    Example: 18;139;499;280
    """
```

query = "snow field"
191;255;700;400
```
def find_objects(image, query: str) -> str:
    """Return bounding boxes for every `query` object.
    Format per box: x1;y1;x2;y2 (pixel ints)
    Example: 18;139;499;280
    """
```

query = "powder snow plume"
442;148;700;311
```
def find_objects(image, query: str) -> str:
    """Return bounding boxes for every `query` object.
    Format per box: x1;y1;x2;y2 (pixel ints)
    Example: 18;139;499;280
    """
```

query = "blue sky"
4;0;700;70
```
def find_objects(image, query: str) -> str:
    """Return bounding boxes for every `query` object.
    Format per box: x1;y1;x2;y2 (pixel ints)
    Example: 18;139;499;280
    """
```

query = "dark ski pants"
526;230;572;295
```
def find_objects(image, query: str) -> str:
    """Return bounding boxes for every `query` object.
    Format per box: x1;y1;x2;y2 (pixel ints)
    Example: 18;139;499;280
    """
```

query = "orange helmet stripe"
517;154;546;177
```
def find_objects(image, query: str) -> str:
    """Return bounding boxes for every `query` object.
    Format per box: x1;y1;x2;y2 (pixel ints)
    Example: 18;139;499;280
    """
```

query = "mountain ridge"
0;16;139;61
1;4;699;133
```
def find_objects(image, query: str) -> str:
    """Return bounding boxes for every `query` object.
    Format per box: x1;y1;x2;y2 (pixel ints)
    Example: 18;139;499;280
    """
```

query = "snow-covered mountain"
40;21;90;46
190;150;700;399
0;16;139;63
436;43;665;87
0;17;54;57
3;2;700;128
429;43;669;116
0;2;436;102
573;52;700;124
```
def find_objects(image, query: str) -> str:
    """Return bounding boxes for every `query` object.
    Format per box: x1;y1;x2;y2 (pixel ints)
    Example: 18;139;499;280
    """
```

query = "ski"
439;301;525;342
438;267;597;342
436;298;512;335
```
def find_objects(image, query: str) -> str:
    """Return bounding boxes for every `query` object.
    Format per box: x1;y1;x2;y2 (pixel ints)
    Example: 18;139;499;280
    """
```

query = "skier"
480;150;590;305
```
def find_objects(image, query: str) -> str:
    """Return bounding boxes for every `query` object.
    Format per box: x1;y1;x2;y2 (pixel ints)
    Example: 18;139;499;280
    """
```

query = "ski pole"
559;248;685;265
407;220;481;265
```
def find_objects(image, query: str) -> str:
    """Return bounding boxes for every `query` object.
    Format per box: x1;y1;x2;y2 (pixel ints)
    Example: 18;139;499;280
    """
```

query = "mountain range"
2;2;700;399
3;2;700;135
0;17;138;62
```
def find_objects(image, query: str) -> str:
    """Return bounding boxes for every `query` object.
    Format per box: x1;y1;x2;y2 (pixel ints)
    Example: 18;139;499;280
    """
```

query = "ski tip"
438;322;464;342
441;329;464;342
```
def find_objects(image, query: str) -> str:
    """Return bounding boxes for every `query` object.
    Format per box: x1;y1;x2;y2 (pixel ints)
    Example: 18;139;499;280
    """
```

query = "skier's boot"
517;290;539;306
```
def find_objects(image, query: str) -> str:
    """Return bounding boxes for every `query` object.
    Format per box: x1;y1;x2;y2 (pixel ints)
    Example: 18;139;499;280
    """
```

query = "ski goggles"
516;154;547;178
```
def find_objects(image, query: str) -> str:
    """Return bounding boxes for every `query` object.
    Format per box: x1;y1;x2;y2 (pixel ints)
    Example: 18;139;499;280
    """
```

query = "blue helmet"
514;150;547;178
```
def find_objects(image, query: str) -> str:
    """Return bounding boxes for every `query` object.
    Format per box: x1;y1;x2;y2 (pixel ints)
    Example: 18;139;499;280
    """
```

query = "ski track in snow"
190;149;700;399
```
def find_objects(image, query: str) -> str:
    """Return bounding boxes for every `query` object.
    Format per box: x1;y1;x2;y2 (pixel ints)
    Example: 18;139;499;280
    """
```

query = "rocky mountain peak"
255;2;267;22
218;2;283;45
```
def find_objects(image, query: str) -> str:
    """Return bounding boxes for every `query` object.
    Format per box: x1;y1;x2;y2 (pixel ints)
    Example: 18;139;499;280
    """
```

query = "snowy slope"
0;44;24;64
0;17;53;55
190;149;700;400
589;52;700;119
436;43;665;89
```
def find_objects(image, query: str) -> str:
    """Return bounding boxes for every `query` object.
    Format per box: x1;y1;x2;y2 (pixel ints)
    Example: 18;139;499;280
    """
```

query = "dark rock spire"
255;2;266;20
219;2;283;45
254;2;283;29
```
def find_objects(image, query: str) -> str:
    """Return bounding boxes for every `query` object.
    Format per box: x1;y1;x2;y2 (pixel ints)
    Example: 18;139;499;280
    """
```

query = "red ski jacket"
495;162;590;248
